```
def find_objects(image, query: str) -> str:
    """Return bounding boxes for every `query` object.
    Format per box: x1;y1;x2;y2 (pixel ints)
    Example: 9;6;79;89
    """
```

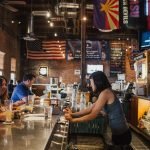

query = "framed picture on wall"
39;66;48;77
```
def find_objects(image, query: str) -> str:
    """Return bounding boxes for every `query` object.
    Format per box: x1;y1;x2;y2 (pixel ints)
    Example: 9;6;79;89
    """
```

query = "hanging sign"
134;53;146;61
122;0;129;25
129;0;140;18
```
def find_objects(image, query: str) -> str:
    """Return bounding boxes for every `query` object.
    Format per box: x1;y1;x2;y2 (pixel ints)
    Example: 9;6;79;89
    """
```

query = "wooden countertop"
136;96;150;100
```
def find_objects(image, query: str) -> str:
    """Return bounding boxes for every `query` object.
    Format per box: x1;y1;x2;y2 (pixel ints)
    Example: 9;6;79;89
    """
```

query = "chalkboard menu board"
110;44;125;76
129;49;139;70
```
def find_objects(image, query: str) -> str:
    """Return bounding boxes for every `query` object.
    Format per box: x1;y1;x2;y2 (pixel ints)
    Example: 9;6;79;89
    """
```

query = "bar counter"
0;115;59;150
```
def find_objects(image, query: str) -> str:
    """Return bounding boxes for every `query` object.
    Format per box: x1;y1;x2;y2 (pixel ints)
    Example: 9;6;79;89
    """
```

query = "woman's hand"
63;107;72;114
0;112;6;121
64;113;73;122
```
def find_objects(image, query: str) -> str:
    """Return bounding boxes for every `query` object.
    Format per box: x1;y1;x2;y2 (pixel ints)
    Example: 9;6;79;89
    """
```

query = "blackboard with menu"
110;44;125;76
129;49;139;70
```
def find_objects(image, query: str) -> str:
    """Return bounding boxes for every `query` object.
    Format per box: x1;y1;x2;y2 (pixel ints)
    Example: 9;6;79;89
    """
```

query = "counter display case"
130;96;150;140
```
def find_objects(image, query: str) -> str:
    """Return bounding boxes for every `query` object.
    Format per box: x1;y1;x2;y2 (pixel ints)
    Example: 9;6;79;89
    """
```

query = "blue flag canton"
26;40;42;51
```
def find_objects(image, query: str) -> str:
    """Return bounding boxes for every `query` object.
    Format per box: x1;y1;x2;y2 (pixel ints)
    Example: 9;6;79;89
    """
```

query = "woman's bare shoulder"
102;88;113;94
101;88;115;99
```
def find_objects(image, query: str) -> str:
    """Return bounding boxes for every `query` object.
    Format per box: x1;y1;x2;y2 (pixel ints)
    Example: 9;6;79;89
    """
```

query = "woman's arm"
0;112;6;121
64;103;95;118
71;103;95;117
65;90;109;122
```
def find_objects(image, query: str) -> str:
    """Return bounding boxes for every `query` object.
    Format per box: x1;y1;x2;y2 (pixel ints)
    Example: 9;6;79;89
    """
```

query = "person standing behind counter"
11;73;36;106
8;79;15;99
64;71;132;149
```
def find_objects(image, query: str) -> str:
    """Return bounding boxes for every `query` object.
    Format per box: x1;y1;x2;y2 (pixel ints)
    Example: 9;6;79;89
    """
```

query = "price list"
110;45;125;76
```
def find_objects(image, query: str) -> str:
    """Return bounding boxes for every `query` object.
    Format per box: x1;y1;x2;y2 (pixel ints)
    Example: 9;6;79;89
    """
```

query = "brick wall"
23;59;111;84
22;43;137;84
0;29;20;81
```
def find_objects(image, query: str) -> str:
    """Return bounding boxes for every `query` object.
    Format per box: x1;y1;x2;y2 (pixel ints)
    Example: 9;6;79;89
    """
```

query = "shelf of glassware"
50;84;59;100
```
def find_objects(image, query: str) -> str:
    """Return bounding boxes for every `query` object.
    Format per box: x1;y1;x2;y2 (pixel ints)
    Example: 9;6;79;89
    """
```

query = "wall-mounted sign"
134;53;146;61
39;66;48;76
74;70;80;75
122;0;129;25
87;64;103;74
67;40;110;60
129;0;140;18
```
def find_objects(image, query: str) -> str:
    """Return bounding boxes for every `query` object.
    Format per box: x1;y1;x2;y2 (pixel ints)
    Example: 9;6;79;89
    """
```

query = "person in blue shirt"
11;73;36;106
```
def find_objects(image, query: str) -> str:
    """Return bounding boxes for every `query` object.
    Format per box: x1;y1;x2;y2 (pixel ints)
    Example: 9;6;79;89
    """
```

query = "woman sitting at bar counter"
64;71;132;149
11;73;36;106
0;76;8;102
0;76;8;121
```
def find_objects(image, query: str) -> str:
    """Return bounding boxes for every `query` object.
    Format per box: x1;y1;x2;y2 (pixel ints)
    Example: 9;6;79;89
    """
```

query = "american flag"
26;40;66;60
93;0;119;31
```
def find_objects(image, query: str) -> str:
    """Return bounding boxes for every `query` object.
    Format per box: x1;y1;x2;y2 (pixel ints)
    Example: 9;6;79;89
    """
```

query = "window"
0;71;2;76
11;58;16;72
0;51;5;70
10;58;16;83
10;73;16;82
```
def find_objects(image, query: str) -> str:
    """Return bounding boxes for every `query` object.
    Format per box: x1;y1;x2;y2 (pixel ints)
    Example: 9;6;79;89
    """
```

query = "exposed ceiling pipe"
32;11;64;21
58;2;93;10
23;13;36;41
27;13;34;34
23;0;37;41
32;11;48;16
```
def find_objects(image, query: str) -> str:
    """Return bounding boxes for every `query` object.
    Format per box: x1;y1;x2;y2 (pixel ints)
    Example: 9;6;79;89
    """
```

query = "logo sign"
134;53;146;61
123;0;129;25
129;0;140;18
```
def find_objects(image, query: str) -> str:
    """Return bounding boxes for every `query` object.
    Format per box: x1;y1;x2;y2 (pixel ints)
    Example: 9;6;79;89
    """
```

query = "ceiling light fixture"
82;16;87;21
54;33;57;37
46;0;51;18
46;11;51;18
50;22;54;27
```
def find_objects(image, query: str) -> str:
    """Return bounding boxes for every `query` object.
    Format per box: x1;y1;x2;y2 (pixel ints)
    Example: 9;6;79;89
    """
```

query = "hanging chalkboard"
110;44;125;76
